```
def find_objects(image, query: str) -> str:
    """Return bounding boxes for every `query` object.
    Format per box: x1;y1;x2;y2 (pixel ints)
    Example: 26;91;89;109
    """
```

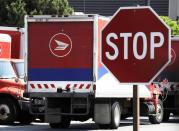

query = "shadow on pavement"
162;117;179;123
0;122;132;131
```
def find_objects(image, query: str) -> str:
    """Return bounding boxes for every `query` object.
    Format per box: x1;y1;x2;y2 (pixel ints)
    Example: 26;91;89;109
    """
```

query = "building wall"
68;0;169;16
169;0;179;20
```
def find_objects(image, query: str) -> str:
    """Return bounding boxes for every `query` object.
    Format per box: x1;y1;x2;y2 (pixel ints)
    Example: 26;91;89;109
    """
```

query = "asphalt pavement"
0;117;178;131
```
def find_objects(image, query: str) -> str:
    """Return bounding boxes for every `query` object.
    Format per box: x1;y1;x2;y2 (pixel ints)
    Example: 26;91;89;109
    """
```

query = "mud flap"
45;108;61;123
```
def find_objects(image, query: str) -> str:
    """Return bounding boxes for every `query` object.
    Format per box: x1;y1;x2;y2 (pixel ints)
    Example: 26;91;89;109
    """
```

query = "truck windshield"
14;62;24;78
0;61;16;78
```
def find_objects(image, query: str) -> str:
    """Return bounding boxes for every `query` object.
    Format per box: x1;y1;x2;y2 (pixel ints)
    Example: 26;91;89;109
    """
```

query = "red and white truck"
24;15;164;129
0;27;33;124
153;37;179;121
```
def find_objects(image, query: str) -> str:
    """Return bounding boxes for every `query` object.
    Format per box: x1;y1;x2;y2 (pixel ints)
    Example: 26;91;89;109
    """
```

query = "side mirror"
24;74;27;82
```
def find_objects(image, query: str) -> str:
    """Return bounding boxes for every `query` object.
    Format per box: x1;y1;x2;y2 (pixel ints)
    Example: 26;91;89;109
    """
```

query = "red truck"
0;27;33;124
152;37;179;121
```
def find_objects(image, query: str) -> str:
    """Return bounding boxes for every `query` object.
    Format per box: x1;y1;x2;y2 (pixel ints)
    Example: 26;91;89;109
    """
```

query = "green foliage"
0;0;15;26
6;0;27;27
25;0;73;15
0;0;73;27
160;16;179;36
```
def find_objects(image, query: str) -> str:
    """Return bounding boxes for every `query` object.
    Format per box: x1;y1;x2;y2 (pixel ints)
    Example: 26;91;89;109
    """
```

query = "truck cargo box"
155;37;179;83
26;15;151;98
26;15;100;93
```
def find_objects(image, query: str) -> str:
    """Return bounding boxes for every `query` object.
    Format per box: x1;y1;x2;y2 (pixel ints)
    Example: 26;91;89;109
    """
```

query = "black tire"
19;111;34;124
49;117;71;129
149;99;163;124
98;102;121;129
98;124;110;129
162;110;170;122
111;102;121;129
60;117;71;128
0;98;18;124
49;123;61;128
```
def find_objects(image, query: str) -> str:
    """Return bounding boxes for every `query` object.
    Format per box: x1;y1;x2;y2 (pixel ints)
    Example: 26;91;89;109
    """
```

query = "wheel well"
159;95;163;101
0;93;20;110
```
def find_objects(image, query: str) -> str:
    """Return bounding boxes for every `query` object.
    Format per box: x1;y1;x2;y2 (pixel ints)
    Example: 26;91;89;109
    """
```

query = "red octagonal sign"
101;7;171;84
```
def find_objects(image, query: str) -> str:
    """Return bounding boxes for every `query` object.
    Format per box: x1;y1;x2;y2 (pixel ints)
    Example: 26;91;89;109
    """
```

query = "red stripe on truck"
66;84;70;89
30;84;35;89
44;84;49;89
73;84;77;89
50;84;55;88
86;84;91;89
37;84;42;89
79;84;84;89
30;83;94;90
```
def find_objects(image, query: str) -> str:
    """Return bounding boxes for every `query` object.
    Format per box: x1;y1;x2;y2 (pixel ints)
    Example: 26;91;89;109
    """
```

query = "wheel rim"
156;103;163;121
114;105;120;125
0;104;10;120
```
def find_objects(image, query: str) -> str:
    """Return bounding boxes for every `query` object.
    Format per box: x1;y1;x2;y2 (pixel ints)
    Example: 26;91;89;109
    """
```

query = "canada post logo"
49;33;72;57
169;48;176;66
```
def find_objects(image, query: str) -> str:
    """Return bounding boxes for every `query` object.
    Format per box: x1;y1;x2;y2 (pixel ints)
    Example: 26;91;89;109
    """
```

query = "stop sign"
101;7;171;84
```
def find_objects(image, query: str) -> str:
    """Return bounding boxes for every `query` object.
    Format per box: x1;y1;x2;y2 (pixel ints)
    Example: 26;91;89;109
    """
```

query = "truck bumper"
24;92;93;98
18;99;30;112
26;92;94;116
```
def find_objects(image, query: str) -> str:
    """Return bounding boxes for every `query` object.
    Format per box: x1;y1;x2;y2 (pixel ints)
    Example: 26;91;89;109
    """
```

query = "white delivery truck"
24;15;164;129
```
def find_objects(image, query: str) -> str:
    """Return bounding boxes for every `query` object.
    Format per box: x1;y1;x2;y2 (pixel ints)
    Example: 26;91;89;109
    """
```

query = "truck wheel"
49;117;71;129
111;102;121;129
49;123;61;128
98;102;121;129
98;124;110;129
19;111;34;124
60;117;71;128
0;98;18;124
149;99;163;124
163;110;170;122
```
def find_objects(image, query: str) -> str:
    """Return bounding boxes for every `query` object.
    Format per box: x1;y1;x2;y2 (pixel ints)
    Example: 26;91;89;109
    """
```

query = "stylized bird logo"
54;39;69;50
169;48;176;66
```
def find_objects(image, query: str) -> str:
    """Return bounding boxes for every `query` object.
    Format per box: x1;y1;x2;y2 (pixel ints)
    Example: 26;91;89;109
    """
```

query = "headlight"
32;98;45;105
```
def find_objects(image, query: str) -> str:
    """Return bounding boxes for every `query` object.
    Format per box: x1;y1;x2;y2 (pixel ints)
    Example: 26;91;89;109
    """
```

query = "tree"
0;0;17;26
6;0;27;27
25;0;73;15
0;0;73;27
161;16;179;36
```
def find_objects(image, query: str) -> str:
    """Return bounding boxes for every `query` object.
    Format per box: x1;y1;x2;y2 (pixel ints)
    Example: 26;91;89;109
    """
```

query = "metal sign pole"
133;85;140;131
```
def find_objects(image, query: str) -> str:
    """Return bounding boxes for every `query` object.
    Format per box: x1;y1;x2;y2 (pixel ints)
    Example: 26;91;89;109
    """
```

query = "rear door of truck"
26;16;94;93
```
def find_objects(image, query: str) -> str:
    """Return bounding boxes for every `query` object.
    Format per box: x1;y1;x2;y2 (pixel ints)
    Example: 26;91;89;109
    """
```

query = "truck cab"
0;59;28;124
0;32;33;124
152;37;179;121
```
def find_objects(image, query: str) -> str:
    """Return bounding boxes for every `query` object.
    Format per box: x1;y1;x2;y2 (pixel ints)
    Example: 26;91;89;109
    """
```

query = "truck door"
27;16;94;93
